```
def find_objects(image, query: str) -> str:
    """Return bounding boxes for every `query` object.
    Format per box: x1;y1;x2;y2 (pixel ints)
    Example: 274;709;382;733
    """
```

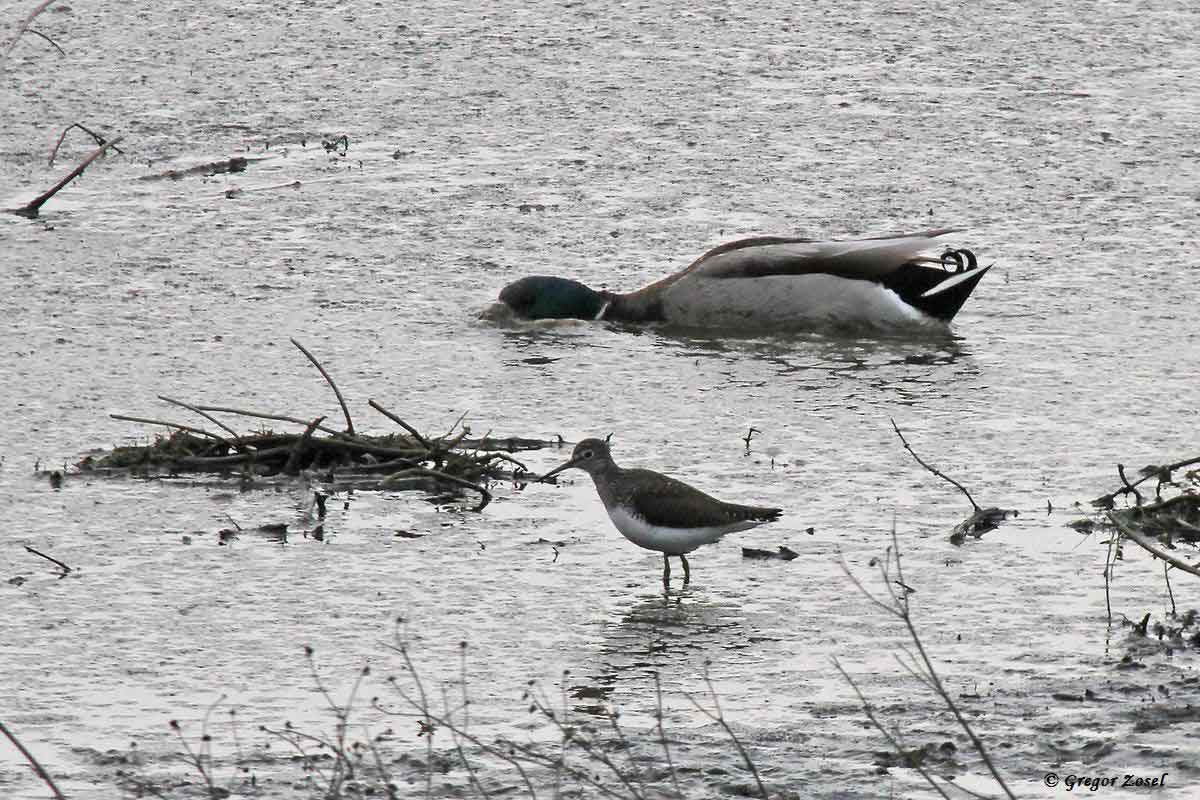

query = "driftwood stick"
291;338;355;435
192;404;344;437
48;122;122;166
284;416;325;475
157;395;246;448
109;413;224;442
1;0;59;63
24;28;64;56
12;135;124;219
0;721;67;800
440;410;469;441
1125;455;1200;491
890;418;980;511
368;399;432;450
1116;464;1143;507
1108;512;1200;579
24;544;71;574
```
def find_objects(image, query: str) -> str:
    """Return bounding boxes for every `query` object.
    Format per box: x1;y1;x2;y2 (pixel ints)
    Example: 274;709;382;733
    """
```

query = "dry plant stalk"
376;621;767;800
0;720;68;800
837;526;1017;800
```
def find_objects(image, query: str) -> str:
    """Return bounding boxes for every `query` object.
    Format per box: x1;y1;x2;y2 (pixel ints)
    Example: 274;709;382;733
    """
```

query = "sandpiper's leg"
681;554;691;585
662;554;671;589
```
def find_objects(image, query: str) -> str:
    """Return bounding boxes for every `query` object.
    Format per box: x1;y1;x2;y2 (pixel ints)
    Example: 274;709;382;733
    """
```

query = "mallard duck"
491;228;989;331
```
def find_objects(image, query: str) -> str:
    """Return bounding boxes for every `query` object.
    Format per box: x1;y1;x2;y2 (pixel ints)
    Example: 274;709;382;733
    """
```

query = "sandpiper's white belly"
606;505;759;555
662;274;942;330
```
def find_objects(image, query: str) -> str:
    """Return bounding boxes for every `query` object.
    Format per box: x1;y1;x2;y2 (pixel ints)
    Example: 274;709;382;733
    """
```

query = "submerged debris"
741;545;798;561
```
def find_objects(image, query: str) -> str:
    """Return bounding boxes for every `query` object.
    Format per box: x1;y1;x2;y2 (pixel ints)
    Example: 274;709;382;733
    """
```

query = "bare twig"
48;122;122;166
1116;464;1143;507
1103;532;1116;624
24;544;71;574
158;395;246;450
890;418;980;511
109;414;224;442
1;0;60;64
649;673;682;798
840;527;1017;799
369;399;432;450
832;659;953;800
291;338;355;435
1108;512;1200;578
1165;563;1176;615
684;665;767;800
11;136;124;219
192;405;345;437
0;720;68;800
24;28;64;56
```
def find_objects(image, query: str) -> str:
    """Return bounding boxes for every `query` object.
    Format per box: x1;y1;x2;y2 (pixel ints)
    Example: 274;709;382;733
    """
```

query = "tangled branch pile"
74;340;554;511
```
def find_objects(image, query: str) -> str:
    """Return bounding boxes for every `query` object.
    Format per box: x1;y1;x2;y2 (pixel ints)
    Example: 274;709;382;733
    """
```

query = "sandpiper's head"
540;437;614;481
497;276;607;321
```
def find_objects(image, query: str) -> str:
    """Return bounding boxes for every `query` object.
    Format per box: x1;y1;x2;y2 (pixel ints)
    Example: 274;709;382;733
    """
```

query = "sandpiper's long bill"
541;438;782;589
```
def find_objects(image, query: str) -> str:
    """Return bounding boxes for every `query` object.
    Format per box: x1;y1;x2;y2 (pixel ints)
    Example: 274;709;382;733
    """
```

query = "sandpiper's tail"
738;504;783;524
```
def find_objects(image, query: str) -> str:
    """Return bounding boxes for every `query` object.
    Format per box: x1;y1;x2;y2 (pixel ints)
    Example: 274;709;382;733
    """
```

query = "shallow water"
3;0;1200;798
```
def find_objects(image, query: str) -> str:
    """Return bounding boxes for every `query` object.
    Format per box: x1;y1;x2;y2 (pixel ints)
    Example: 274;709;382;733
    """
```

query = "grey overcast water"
2;1;1199;798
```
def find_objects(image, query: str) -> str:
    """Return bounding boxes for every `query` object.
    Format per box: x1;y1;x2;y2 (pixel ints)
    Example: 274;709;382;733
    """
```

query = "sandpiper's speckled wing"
612;468;782;530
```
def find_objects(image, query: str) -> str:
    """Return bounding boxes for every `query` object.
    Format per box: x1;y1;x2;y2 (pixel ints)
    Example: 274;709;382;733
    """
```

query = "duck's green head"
498;276;607;320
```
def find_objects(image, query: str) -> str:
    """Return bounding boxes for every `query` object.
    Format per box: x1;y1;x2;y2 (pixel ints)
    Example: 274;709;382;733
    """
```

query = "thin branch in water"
192;404;344;437
890;418;980;511
109;413;224;442
1;0;59;63
24;544;71;574
11;135;124;219
1108;511;1200;579
24;27;64;56
158;395;246;450
1165;563;1176;616
1116;464;1143;507
369;399;432;450
0;720;68;800
48;122;123;165
291;338;355;435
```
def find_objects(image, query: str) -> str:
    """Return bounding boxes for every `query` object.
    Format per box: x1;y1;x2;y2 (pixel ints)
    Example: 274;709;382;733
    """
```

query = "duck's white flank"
606;505;765;555
662;273;941;329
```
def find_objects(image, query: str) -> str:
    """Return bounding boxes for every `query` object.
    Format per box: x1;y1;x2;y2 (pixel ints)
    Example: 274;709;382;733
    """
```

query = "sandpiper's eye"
581;449;594;459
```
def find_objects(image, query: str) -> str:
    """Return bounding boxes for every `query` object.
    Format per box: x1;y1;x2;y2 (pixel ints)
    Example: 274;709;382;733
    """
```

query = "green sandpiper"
541;437;783;589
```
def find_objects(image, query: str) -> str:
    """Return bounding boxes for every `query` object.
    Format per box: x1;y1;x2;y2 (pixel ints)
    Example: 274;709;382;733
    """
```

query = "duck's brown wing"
691;229;964;282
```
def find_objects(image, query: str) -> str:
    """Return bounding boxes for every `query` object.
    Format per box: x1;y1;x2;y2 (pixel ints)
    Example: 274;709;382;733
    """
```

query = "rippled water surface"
3;1;1199;798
